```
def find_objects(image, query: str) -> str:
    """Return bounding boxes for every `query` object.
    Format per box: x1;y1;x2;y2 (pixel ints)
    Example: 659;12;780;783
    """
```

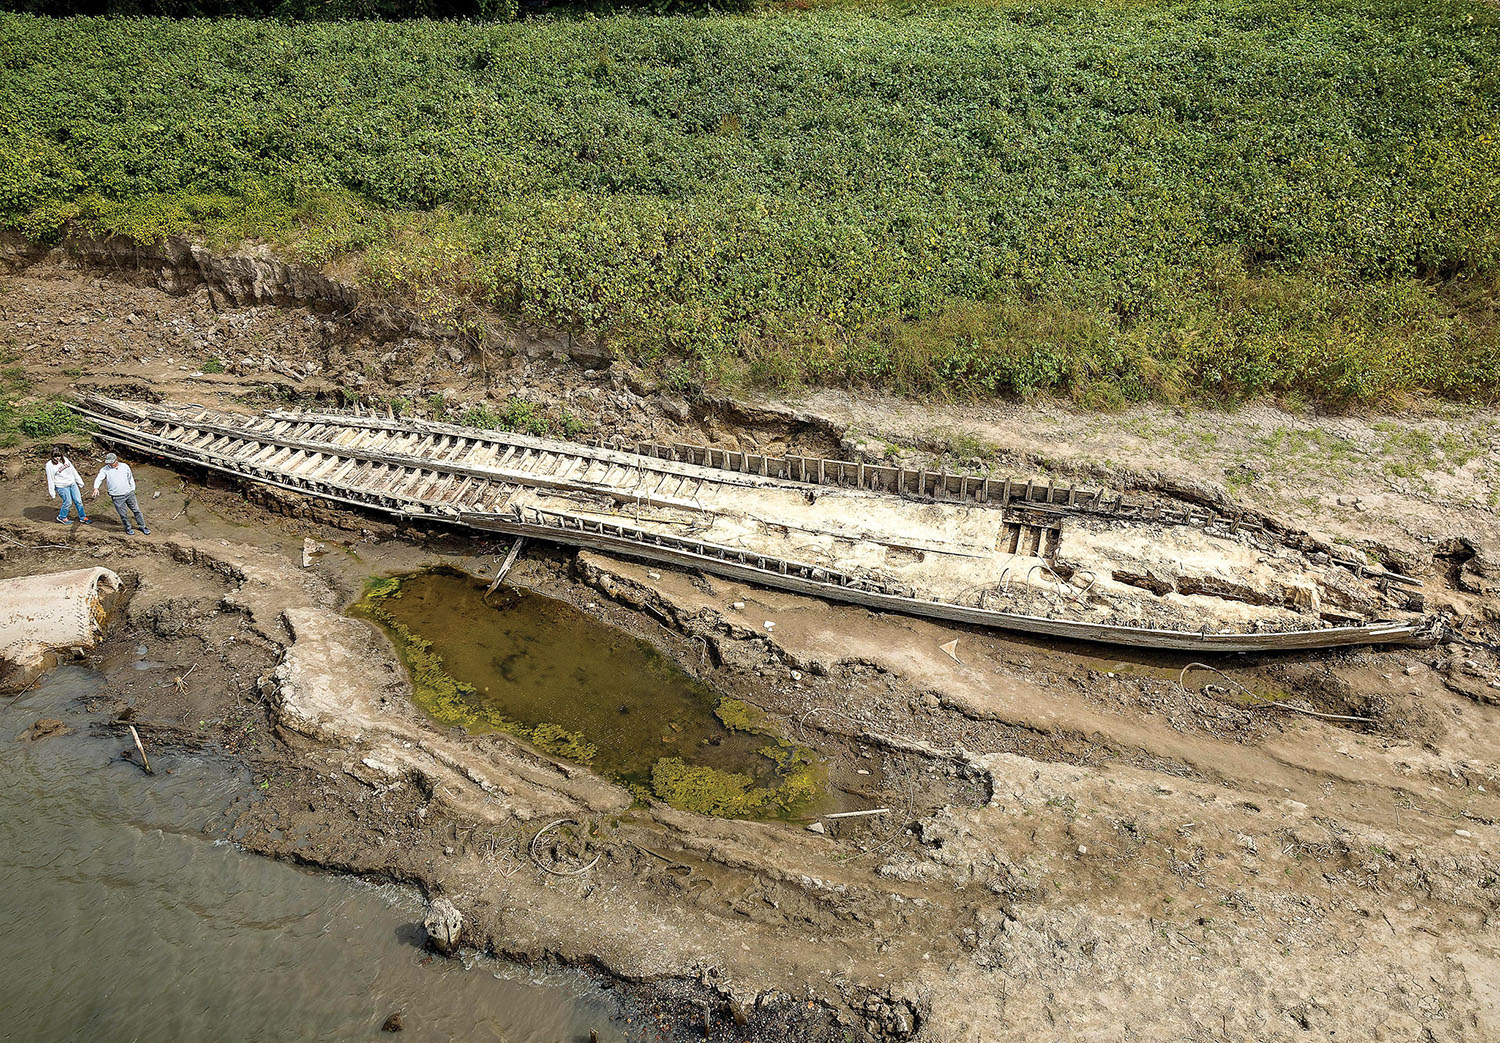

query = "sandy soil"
4;244;1500;1041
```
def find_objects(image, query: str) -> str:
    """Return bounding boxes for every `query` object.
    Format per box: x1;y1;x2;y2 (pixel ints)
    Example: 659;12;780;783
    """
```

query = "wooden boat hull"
74;396;1438;653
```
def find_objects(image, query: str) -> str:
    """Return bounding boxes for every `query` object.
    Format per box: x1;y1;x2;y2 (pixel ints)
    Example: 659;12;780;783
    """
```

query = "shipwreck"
74;395;1439;653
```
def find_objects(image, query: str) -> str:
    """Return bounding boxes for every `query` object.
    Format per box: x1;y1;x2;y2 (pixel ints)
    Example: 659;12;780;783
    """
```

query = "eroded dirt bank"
5;243;1500;1041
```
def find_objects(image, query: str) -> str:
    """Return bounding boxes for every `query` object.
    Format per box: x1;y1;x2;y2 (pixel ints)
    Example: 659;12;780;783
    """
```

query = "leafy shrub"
2;4;1498;405
17;400;85;440
460;398;573;436
0;0;521;20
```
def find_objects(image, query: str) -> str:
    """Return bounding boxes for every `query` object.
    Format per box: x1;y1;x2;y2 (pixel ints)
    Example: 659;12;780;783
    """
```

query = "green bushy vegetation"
2;3;1498;406
0;0;522;17
0;344;89;446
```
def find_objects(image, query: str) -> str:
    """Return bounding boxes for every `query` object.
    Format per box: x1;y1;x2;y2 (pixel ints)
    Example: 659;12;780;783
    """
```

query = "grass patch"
0;353;91;447
458;398;586;438
3;4;1498;406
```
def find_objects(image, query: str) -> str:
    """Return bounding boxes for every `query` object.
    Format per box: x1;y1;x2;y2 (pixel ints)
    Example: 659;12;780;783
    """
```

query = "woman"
45;447;90;525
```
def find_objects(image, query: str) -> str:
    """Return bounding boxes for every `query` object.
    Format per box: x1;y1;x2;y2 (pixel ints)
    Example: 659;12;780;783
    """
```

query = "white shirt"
46;458;83;497
93;462;137;497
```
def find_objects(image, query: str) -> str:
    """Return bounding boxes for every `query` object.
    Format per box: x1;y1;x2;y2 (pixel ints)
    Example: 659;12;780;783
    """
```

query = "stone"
422;896;463;955
806;821;826;834
658;395;691;422
20;718;70;742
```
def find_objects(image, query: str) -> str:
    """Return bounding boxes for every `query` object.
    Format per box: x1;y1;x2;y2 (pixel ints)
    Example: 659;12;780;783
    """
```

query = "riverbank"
5;1;1499;406
3;247;1500;1040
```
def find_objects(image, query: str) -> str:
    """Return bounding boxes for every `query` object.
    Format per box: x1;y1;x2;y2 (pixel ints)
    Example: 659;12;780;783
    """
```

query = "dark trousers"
110;491;145;532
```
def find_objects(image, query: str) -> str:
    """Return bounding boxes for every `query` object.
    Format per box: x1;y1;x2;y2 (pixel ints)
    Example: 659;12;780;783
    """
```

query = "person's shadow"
18;503;124;529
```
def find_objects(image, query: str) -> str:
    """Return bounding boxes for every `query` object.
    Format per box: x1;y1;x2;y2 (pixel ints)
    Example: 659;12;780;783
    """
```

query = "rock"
422;896;463;955
19;718;70;743
624;369;659;396
806;821;826;834
381;1012;404;1032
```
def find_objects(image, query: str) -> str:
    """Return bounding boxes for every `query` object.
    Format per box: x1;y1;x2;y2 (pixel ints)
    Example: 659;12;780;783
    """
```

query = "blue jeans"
56;484;86;522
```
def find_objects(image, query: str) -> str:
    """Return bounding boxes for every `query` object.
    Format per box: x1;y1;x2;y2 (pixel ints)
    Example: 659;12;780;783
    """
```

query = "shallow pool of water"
357;569;798;796
0;666;626;1042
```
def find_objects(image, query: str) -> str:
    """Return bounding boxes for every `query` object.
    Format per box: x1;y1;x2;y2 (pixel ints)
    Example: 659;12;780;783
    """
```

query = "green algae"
353;585;597;765
714;696;767;734
650;739;826;819
351;569;823;819
363;576;402;600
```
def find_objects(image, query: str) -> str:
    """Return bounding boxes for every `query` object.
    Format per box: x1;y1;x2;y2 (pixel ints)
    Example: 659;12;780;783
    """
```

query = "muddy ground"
4;241;1500;1041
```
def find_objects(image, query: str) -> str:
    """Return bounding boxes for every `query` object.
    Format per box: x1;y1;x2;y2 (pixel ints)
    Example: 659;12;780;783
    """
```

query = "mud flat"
3;247;1500;1040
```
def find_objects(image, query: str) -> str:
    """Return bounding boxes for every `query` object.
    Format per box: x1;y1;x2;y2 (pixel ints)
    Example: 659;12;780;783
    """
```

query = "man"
92;453;150;535
45;446;90;525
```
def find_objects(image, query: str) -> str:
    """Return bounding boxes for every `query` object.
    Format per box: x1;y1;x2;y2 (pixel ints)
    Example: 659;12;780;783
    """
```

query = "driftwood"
484;538;525;600
1179;662;1375;724
528;818;600;877
128;724;153;774
824;807;892;820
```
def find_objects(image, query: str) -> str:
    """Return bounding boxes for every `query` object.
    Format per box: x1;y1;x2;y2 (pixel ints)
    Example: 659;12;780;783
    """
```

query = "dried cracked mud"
4;240;1500;1041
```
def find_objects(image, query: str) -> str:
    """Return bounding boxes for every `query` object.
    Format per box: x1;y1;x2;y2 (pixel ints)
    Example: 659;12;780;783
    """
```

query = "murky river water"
0;666;624;1042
